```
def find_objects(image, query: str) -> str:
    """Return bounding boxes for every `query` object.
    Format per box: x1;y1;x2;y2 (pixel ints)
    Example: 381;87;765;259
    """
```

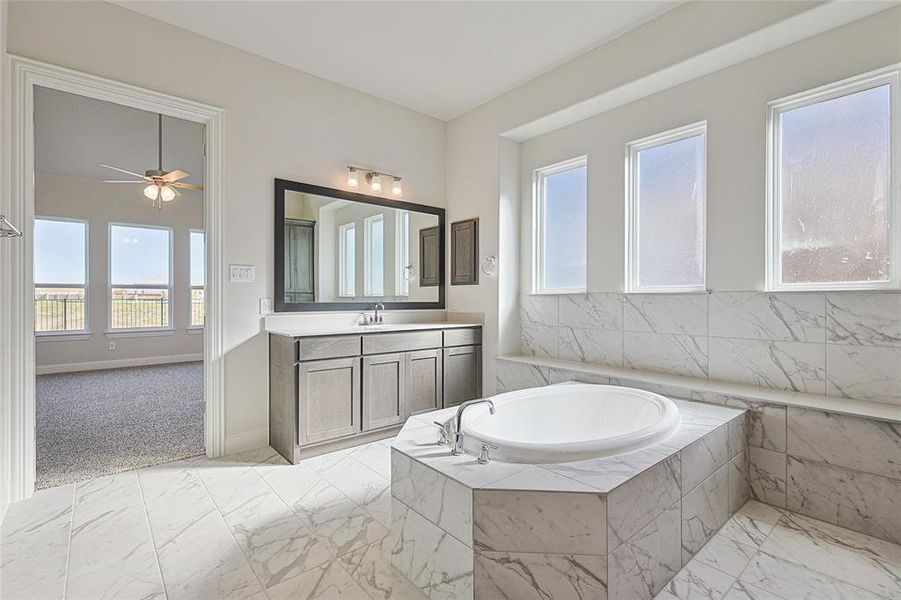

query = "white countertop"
266;322;481;338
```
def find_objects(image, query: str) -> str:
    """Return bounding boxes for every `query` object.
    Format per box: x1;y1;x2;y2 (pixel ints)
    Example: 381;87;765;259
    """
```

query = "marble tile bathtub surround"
475;551;608;600
519;290;901;406
623;293;708;336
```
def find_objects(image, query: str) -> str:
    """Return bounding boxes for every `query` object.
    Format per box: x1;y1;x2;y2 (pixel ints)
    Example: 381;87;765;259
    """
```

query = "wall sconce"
346;166;403;197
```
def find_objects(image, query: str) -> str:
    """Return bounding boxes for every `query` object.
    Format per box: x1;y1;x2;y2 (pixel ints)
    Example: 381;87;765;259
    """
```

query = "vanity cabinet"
443;345;482;407
269;326;482;463
298;357;361;444
362;353;406;430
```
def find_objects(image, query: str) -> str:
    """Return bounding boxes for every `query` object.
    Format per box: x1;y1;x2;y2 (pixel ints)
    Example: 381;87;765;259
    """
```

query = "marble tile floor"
4;437;901;600
0;439;425;600
655;500;901;600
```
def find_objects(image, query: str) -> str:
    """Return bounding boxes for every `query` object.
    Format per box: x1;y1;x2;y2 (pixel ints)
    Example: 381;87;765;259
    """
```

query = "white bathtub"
460;384;680;463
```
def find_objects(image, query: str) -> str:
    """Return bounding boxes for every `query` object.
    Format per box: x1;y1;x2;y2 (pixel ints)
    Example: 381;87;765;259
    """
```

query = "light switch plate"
259;297;272;315
229;264;255;283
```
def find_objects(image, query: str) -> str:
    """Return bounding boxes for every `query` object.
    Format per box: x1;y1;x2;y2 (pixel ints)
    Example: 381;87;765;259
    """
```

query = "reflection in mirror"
284;190;440;305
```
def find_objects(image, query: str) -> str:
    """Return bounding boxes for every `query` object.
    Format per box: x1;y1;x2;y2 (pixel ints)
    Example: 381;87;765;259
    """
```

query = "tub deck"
389;393;748;599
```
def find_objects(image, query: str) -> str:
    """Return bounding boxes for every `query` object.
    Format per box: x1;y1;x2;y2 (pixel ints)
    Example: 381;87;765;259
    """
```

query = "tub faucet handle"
478;443;499;465
432;421;450;446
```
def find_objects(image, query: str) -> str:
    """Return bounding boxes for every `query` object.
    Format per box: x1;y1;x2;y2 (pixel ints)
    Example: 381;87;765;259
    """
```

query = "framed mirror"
275;179;445;312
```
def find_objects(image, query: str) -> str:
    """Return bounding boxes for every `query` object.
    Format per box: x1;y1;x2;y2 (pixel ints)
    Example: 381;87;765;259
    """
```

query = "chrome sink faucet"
368;302;385;324
452;398;495;455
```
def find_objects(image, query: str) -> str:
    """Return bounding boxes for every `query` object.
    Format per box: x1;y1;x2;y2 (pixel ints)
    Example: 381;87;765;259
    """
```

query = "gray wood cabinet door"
443;345;482;407
419;226;440;287
362;353;407;430
298;357;361;445
405;349;443;417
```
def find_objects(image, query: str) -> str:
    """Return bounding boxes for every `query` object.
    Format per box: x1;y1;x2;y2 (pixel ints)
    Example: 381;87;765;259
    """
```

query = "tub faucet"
368;302;384;324
452;398;495;456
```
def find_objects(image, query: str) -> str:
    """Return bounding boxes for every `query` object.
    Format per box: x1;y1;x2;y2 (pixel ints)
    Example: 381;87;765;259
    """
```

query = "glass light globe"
369;174;382;193
143;184;160;201
160;185;176;202
392;178;403;197
347;168;359;188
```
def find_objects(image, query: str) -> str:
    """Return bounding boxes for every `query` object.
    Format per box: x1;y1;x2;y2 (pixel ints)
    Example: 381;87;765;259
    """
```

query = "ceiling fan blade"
102;180;144;184
161;169;189;182
171;182;204;190
98;163;148;179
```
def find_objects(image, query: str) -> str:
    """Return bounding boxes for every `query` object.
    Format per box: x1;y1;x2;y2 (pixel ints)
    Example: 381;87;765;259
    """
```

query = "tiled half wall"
520;291;901;405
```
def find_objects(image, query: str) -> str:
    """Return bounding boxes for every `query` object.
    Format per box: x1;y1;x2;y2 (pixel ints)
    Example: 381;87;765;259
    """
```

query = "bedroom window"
109;224;172;330
34;217;88;333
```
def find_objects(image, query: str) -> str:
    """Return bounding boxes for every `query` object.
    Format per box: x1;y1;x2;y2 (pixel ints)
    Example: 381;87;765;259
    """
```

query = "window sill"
105;328;176;339
186;326;204;335
35;331;91;342
529;290;587;296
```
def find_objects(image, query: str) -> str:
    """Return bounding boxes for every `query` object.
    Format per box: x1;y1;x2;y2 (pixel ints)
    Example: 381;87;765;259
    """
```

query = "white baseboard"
224;428;269;455
36;353;203;375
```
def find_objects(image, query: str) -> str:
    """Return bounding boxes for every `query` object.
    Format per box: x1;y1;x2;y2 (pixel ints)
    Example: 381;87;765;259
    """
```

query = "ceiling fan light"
347;167;359;188
143;184;160;201
160;185;176;202
392;177;403;197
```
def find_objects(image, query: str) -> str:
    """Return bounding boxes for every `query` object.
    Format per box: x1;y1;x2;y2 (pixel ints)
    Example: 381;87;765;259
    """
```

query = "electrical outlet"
108;341;116;351
259;297;272;315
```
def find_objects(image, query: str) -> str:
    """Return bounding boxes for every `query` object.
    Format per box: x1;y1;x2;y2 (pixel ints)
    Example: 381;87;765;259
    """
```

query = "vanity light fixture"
367;172;382;193
346;167;359;188
346;165;403;197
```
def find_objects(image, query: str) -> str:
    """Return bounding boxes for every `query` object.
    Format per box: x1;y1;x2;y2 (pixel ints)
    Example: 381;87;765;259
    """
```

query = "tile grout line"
61;484;77;600
135;469;171;599
193;464;273;598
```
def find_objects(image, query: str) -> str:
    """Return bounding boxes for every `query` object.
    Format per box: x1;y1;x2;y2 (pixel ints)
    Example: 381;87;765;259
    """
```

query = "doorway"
2;56;225;502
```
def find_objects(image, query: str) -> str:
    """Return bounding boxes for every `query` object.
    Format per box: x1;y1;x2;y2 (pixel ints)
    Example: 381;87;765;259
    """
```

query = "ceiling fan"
99;113;203;209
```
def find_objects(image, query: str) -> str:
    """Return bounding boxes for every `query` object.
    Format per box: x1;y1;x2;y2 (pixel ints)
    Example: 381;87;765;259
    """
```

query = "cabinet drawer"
363;330;442;355
297;335;361;361
443;327;481;347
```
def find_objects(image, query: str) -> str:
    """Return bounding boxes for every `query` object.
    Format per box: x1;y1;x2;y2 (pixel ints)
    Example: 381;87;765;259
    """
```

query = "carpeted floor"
36;361;205;489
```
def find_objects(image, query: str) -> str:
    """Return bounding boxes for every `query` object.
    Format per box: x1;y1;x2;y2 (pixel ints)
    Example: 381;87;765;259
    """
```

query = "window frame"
108;222;174;332
34;215;90;336
766;66;901;292
625;121;707;294
395;210;411;297
531;155;589;295
363;213;385;297
189;228;205;329
338;222;356;298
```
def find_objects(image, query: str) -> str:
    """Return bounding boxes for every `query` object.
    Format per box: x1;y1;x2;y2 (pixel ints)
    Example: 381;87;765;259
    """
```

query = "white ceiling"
113;1;680;120
35;87;205;184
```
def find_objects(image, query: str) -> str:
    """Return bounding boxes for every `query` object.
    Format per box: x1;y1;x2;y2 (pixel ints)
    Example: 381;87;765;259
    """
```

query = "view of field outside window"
634;131;706;289
110;224;172;329
539;162;587;292
778;84;891;285
190;230;205;327
34;218;88;333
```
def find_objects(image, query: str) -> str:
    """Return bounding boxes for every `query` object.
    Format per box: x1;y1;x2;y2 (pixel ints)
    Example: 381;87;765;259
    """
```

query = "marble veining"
681;467;730;562
624;332;709;378
521;323;559;358
559;293;622;330
521;295;559;327
825;344;901;405
787;407;901;480
475;551;608;600
623;294;708;336
609;502;682;600
826;292;901;347
749;447;787;508
708;291;825;343
707;338;826;394
559;326;623;366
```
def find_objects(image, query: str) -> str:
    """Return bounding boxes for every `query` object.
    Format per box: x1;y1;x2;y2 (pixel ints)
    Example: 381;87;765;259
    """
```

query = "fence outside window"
191;287;205;327
110;287;171;329
34;286;86;332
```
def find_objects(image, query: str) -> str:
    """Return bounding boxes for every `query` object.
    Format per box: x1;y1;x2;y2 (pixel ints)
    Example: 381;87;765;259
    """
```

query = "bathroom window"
767;68;899;290
338;223;355;297
190;230;205;328
34;217;88;333
626;122;706;292
109;224;173;330
364;214;385;297
532;156;588;294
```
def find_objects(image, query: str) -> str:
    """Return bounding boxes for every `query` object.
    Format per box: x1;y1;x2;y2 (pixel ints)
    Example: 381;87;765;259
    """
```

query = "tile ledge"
497;355;901;424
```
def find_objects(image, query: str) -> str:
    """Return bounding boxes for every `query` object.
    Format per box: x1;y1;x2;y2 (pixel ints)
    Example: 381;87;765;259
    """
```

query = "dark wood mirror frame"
274;178;446;312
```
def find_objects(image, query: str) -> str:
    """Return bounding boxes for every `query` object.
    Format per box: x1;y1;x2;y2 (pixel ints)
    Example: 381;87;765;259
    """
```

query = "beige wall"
34;171;203;369
8;1;446;449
